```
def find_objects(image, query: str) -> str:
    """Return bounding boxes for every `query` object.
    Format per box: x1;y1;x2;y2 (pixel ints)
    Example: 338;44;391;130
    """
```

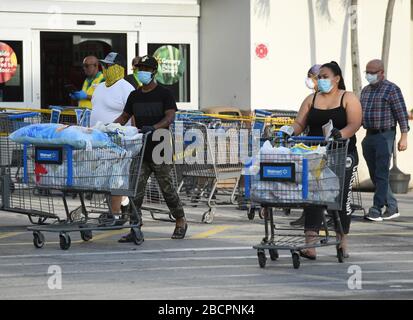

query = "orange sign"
0;42;18;84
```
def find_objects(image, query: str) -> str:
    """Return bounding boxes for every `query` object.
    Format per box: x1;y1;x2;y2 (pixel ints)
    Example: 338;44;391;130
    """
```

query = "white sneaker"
382;207;400;220
366;207;383;222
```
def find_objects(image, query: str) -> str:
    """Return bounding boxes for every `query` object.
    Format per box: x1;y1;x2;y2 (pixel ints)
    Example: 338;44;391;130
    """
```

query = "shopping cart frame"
174;120;243;223
23;133;148;250
0;110;64;224
250;136;349;269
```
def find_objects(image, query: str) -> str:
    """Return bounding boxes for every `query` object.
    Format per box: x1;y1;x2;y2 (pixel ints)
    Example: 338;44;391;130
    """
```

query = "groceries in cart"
9;123;144;192
9;123;112;150
249;139;340;204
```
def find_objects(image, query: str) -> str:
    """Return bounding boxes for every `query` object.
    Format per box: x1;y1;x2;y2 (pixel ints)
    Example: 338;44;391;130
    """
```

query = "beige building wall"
250;0;413;187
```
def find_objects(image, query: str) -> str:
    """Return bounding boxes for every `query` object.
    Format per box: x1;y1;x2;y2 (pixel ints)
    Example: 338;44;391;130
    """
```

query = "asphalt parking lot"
0;191;413;300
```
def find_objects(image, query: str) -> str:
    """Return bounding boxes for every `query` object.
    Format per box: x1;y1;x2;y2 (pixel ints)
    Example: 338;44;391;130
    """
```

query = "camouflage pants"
133;160;185;219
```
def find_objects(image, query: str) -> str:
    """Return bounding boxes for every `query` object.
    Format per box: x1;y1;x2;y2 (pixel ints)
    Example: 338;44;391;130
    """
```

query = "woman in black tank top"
284;62;362;259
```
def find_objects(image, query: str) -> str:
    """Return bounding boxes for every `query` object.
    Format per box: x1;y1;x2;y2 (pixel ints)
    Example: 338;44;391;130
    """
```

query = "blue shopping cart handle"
290;136;326;141
7;112;40;120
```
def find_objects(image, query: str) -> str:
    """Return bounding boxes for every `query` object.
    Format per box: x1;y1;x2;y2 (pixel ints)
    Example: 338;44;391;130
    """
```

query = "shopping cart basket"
249;136;349;269
244;110;297;220
0;111;61;224
172;120;244;223
20;132;147;250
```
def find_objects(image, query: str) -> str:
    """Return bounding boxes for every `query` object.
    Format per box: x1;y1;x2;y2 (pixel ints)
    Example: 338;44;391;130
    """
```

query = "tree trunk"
350;0;362;97
308;0;317;65
381;0;397;167
382;0;396;72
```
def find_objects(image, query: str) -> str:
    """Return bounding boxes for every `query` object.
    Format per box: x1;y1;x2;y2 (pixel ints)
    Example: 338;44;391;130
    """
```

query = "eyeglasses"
364;70;382;75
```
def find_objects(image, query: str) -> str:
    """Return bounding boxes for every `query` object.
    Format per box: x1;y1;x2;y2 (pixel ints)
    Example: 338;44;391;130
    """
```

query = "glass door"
39;31;127;108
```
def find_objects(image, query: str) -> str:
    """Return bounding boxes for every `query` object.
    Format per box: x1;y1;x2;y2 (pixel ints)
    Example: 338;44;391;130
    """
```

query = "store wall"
250;0;412;111
199;0;251;111
249;0;413;186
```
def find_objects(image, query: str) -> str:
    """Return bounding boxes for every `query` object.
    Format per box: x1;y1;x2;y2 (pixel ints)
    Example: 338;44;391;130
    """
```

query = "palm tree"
307;0;317;65
382;0;396;71
316;0;361;96
349;0;362;97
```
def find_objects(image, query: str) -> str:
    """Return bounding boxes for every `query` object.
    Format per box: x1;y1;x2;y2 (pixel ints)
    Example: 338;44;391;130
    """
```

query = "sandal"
299;250;317;260
171;223;188;240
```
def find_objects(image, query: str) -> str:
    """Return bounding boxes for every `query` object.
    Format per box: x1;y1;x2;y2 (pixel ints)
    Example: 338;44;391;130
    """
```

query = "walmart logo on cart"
39;152;57;159
263;166;292;179
35;147;63;164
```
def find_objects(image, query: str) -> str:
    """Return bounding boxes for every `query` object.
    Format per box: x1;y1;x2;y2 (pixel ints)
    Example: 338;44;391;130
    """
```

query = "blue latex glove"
141;126;156;134
70;91;88;100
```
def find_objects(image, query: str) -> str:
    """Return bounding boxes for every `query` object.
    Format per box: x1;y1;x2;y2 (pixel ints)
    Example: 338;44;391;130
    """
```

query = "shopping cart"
46;106;91;127
20;132;147;250
249;135;349;269
142;164;181;222
2;106;89;126
244;110;297;220
143;113;244;223
172;120;244;223
0;111;62;224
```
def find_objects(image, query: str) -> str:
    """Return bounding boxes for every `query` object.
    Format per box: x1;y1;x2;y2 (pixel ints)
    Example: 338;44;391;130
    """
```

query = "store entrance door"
40;31;127;108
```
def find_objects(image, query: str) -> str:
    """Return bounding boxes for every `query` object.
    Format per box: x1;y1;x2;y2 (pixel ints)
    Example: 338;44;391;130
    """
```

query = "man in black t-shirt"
114;55;187;240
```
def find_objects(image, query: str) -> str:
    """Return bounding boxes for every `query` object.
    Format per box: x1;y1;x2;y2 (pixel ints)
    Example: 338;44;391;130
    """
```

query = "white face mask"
366;73;379;85
305;77;316;90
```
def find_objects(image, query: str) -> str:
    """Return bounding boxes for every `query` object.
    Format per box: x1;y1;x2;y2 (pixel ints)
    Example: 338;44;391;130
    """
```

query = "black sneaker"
290;214;305;227
366;207;383;222
382;207;400;220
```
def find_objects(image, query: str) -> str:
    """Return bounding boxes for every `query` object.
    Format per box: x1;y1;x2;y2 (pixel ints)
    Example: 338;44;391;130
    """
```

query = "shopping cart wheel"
292;252;300;269
257;250;266;268
247;208;256;220
259;208;265;220
59;233;71;250
33;231;45;249
131;228;144;245
202;209;215;224
269;249;279;261
80;230;93;242
336;247;344;263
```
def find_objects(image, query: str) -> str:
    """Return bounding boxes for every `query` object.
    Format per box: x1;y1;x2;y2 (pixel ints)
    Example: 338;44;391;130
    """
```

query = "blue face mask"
137;71;153;85
317;79;333;93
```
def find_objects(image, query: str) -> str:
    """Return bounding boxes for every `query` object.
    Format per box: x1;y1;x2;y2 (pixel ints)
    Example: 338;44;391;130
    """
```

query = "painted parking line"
0;244;412;260
0;246;253;259
190;225;232;239
2;253;413;268
1;229;413;247
0;232;25;240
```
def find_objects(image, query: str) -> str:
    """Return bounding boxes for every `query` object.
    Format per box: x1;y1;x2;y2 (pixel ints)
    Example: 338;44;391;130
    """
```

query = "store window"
0;41;23;102
148;44;190;103
40;32;127;107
